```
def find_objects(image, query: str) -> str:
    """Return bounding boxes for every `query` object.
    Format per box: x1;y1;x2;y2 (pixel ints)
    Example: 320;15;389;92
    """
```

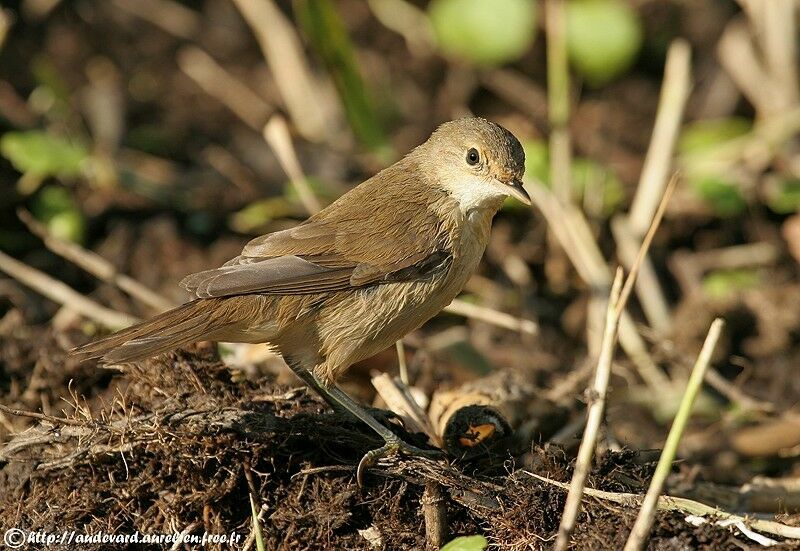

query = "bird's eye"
466;148;480;166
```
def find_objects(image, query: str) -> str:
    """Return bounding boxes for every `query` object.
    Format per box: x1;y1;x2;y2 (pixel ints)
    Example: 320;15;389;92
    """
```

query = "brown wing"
181;165;454;298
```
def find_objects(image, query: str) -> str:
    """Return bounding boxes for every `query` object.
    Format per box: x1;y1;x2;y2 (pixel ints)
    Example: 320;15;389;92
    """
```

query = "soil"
1;0;800;549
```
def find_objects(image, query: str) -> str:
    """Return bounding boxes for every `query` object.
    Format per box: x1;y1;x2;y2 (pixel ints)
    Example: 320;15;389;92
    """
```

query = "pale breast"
313;205;496;381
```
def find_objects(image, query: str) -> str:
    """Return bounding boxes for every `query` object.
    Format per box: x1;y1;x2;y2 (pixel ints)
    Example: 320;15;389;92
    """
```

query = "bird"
73;117;530;483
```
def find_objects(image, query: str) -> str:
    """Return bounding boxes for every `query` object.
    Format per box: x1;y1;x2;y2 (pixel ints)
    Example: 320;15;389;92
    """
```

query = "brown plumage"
73;117;528;390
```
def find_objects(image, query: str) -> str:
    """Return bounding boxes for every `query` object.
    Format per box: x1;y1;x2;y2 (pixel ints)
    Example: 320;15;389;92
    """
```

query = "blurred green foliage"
30;185;86;244
522;140;624;215
692;178;746;217
294;0;391;159
765;179;800;214
702;269;760;299
229;177;335;233
1;130;88;193
440;535;488;551
678;117;752;154
678;118;752;216
428;0;537;66
566;0;643;86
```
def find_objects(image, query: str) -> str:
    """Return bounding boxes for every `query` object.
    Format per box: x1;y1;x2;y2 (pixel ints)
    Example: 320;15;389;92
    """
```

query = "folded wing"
181;183;453;298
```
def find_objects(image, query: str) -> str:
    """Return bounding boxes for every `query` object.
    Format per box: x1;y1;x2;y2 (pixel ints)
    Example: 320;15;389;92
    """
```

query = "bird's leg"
285;362;441;484
287;362;347;413
323;384;443;485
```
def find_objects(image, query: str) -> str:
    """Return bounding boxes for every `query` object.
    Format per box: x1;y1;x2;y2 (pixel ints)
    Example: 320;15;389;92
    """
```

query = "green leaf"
282;177;336;204
31;186;86;244
702;269;760;299
692;178;746;217
294;0;390;157
229;197;299;233
1;130;88;181
441;535;488;551
765;178;800;214
522;139;550;183
249;494;266;551
428;0;537;66
678;118;752;155
521;140;624;216
571;157;625;215
566;0;643;86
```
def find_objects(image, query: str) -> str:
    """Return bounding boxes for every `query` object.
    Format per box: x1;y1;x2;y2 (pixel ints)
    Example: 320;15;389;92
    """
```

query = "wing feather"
180;159;456;298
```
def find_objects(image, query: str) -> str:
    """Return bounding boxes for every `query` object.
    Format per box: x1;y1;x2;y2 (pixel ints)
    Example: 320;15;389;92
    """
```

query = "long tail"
71;299;231;364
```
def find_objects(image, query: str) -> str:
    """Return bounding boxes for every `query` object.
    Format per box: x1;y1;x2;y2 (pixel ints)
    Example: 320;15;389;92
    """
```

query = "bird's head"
419;118;530;210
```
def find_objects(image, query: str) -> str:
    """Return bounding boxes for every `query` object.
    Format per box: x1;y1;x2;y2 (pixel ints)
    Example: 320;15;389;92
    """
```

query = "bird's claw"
356;438;443;486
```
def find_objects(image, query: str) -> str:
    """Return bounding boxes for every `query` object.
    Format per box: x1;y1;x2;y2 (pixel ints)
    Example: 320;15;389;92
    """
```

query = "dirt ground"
2;0;800;549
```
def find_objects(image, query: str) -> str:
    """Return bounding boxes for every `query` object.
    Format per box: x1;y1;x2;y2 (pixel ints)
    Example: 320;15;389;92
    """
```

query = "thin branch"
177;46;272;131
0;250;138;330
422;481;447;549
545;0;572;205
527;472;800;541
628;40;691;236
230;0;336;142
444;298;538;336
18;209;176;313
262;115;323;215
0;403;88;427
623;318;725;551
553;268;623;551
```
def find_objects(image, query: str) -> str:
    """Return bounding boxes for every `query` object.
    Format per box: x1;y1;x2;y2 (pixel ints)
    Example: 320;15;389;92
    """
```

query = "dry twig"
443;298;538;336
554;173;677;549
230;0;338;142
177;46;272;131
553;268;623;551
18;209;175;313
262;115;323;215
529;472;800;541
0;250;138;330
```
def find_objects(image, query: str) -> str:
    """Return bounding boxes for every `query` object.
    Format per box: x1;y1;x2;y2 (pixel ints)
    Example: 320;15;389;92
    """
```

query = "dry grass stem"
628;40;691;236
479;69;549;126
231;0;337;142
611;217;671;333
443;298;538;336
615;173;679;318
262;116;323;215
395;339;409;386
555;170;678;548
545;0;572;204
553;268;624;551
528;183;667;389
623;318;725;551
367;0;434;57
371;373;438;445
18;209;176;313
528;472;800;541
0;250;139;330
177;46;272;131
112;0;200;40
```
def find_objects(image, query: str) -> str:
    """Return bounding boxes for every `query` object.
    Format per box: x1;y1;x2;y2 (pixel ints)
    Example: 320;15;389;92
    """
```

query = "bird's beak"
505;179;531;206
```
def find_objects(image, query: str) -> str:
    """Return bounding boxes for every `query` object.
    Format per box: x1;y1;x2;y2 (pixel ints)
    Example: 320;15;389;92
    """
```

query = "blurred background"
1;0;800;545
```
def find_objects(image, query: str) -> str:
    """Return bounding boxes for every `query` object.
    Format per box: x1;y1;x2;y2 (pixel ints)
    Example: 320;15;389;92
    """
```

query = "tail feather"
71;300;229;363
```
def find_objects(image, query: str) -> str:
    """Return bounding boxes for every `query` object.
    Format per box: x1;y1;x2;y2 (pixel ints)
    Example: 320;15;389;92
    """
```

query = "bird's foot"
356;436;443;486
